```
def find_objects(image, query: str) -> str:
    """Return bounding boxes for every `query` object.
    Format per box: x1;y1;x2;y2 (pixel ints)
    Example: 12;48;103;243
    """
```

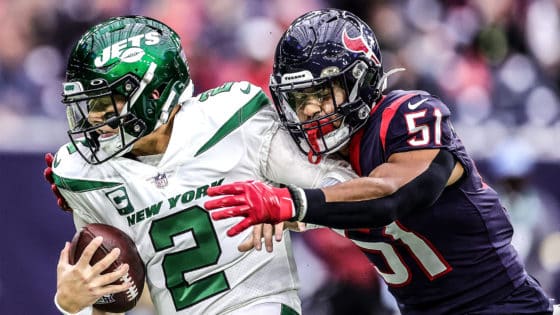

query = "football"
69;223;145;313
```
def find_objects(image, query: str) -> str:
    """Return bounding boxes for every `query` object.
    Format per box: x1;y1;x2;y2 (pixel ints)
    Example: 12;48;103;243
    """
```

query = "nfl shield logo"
153;173;168;188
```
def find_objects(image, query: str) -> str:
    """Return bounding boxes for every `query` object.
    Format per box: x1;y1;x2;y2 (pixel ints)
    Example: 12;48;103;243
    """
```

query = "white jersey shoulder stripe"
194;83;271;156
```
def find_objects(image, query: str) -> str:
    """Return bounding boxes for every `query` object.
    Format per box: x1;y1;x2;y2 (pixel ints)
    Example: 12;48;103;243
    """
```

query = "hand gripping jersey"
51;82;356;315
337;90;552;314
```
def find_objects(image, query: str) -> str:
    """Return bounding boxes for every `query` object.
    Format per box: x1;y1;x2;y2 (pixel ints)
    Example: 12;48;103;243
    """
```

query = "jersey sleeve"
262;125;358;188
195;80;357;188
52;143;108;226
381;92;472;174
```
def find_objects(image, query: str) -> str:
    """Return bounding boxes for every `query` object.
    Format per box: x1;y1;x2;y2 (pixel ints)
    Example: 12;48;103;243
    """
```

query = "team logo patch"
342;28;381;66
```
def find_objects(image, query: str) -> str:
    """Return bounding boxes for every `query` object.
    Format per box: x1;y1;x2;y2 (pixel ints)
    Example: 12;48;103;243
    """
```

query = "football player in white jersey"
47;16;355;315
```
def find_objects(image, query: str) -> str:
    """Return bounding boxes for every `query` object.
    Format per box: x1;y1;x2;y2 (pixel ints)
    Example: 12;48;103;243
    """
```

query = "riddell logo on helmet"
94;31;161;67
342;29;381;66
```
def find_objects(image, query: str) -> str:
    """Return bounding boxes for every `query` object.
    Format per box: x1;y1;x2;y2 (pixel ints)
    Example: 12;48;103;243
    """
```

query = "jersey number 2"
149;206;228;310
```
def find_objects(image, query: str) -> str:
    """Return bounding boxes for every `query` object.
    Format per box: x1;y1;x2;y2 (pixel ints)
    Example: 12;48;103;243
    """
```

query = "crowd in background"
1;0;559;158
0;0;558;314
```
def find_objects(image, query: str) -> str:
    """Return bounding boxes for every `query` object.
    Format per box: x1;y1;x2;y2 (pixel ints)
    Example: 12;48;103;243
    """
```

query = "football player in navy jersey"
205;8;557;315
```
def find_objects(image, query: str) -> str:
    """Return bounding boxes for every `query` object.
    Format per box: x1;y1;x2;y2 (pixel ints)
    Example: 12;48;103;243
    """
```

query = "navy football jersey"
338;90;552;314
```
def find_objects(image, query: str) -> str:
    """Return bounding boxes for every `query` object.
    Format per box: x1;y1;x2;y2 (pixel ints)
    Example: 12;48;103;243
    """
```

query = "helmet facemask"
270;9;385;163
63;74;147;164
271;60;372;163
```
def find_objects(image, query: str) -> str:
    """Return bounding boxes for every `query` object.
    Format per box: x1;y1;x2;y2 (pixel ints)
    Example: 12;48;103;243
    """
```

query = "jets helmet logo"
94;31;161;67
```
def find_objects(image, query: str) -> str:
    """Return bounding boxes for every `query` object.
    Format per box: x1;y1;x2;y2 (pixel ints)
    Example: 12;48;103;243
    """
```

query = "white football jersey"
52;81;356;315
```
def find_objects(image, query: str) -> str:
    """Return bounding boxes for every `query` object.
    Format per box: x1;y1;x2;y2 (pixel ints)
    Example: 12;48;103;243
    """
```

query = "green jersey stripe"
195;91;270;157
281;304;300;315
52;173;122;192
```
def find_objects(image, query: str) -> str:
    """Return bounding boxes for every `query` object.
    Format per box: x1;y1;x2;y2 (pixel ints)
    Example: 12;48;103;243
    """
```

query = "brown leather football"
69;223;145;313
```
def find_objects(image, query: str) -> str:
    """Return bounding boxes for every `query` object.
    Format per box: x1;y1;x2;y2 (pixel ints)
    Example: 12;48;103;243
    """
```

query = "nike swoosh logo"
53;154;61;168
240;83;251;94
408;98;429;110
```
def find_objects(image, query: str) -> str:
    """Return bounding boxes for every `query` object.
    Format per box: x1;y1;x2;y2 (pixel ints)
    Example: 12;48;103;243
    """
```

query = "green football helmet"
62;16;193;164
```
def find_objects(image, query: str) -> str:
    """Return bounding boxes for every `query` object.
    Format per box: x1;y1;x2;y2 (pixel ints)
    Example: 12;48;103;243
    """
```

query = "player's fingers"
91;247;121;276
204;195;247;210
206;183;245;196
252;224;263;251
61;203;72;212
262;224;274;252
50;184;72;211
227;218;254;237
77;236;103;268
237;234;256;252
58;242;71;268
52;184;63;199
45;153;54;166
44;167;54;183
93;263;130;287
58;199;72;212
274;222;284;242
95;274;133;297
210;206;248;220
210;208;237;220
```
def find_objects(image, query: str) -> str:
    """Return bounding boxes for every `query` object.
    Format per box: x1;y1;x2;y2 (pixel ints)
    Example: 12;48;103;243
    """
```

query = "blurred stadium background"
0;0;558;314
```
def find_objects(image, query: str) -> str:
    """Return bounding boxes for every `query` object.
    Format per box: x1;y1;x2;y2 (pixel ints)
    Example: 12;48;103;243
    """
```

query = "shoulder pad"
196;81;267;104
52;143;121;193
379;90;453;154
190;81;271;122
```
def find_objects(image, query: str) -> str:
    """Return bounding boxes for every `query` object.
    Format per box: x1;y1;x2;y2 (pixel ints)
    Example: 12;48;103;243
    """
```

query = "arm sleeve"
299;149;456;229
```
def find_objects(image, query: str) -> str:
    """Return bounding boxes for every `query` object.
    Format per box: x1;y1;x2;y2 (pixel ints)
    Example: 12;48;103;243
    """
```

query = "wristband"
285;185;308;221
54;293;93;315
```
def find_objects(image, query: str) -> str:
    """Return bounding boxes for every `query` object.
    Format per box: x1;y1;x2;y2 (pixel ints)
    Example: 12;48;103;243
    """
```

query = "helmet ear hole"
352;61;368;80
150;88;161;100
145;98;158;117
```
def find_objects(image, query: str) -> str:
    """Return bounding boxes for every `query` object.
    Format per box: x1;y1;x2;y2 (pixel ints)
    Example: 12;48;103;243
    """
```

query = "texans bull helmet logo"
342;28;381;67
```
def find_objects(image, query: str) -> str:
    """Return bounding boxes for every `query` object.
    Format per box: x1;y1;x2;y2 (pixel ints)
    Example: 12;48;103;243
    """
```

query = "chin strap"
304;118;336;164
307;132;322;165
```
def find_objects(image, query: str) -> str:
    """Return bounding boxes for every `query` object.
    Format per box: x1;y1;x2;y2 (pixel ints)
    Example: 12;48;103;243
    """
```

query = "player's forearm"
322;176;398;202
294;150;455;228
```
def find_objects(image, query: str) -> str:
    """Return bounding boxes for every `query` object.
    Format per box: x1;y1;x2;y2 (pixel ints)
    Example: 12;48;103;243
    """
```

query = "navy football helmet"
270;9;384;162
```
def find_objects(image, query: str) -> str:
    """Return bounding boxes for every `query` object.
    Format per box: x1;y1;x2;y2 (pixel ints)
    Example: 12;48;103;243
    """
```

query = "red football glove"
44;153;72;212
204;180;296;237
